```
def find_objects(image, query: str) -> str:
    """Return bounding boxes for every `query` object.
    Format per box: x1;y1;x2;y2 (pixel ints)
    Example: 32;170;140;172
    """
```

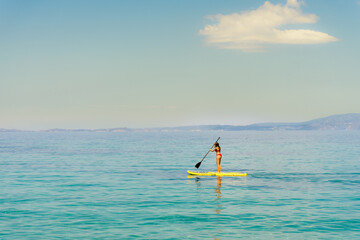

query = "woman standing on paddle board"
210;142;222;173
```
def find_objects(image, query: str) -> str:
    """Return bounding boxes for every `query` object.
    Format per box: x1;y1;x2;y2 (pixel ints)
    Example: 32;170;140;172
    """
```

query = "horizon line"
1;113;359;132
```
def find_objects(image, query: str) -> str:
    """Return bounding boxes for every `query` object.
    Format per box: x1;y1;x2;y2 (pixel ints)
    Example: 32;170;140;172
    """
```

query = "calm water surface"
0;131;359;239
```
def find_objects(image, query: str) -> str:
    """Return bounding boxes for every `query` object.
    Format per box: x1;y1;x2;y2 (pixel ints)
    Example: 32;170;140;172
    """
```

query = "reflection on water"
215;176;222;214
188;176;223;212
214;177;223;240
188;176;224;239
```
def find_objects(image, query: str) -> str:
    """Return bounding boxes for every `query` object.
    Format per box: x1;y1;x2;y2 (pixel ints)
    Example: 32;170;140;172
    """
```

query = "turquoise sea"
1;131;359;239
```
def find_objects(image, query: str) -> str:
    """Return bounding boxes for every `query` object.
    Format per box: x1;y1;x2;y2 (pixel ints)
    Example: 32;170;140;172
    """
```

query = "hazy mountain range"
1;113;360;132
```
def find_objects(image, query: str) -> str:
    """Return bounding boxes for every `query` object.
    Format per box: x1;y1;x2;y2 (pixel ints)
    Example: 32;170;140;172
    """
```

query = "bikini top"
215;147;221;154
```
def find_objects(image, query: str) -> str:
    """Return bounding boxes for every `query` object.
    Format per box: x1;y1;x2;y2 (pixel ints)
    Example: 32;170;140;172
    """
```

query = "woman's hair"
214;142;220;147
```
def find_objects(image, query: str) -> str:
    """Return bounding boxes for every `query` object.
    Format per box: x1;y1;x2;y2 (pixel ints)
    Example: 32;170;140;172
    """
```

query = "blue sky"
0;0;359;130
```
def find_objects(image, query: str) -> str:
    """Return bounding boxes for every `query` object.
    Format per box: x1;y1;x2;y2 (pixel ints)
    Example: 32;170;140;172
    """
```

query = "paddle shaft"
195;137;220;168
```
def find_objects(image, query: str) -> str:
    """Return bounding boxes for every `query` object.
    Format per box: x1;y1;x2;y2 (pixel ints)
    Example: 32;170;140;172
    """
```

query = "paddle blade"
195;161;201;168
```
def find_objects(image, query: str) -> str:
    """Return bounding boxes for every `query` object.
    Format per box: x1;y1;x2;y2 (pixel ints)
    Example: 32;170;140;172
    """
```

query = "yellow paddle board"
187;170;247;177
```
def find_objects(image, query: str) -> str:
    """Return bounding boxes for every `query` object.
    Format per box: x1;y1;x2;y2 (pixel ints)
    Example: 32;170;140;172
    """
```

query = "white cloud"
199;0;338;51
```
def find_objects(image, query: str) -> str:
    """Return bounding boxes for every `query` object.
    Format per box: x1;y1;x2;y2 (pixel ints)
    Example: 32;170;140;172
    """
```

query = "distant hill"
1;113;360;132
152;113;360;131
304;113;360;130
238;113;360;131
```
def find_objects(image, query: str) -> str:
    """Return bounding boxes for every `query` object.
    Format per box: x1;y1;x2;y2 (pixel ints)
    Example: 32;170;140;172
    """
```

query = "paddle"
195;137;220;169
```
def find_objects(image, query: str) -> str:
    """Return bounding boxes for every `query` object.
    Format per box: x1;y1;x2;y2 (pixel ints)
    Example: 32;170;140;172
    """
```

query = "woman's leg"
217;156;222;173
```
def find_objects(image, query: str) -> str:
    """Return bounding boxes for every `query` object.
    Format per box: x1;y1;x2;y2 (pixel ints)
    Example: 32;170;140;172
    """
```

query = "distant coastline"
1;113;360;132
